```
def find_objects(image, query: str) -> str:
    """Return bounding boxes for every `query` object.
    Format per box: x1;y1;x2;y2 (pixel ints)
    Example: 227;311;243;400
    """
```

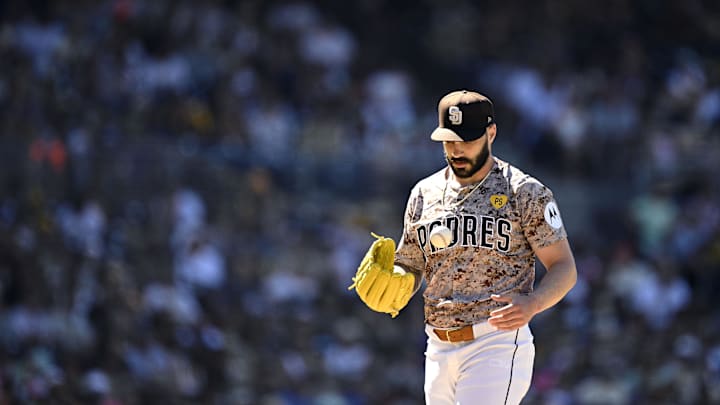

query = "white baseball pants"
424;323;535;405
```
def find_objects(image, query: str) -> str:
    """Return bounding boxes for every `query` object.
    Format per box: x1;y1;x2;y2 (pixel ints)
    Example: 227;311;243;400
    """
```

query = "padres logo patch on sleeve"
543;201;563;229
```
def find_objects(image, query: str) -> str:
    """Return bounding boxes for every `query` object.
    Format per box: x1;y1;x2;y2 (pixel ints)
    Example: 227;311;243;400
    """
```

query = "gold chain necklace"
442;169;492;211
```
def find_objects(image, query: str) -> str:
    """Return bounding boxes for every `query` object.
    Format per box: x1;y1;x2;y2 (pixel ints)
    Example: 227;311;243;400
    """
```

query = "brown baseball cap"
430;90;495;142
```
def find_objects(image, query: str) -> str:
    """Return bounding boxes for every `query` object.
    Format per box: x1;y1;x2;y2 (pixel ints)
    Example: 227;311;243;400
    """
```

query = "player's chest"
411;191;523;255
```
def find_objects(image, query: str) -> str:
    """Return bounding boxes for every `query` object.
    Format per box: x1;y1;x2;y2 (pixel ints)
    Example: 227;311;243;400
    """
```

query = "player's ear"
487;123;497;145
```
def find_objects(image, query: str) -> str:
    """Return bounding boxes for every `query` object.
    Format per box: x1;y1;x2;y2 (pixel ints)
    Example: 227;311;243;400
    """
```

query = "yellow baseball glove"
348;233;415;318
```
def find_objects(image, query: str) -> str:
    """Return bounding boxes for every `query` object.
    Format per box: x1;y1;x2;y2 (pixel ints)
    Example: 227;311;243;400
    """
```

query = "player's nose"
444;141;464;156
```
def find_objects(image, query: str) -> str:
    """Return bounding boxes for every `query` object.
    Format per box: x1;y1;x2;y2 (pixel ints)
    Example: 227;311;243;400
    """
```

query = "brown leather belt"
433;325;475;343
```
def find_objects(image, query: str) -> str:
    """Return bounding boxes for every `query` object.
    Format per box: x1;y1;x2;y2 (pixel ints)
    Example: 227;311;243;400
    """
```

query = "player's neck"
453;156;495;187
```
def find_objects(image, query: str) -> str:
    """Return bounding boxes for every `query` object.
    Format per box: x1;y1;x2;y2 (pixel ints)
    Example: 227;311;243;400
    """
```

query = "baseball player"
350;90;577;404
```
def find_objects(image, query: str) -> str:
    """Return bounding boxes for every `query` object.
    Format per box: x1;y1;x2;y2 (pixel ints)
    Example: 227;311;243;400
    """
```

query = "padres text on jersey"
417;215;512;253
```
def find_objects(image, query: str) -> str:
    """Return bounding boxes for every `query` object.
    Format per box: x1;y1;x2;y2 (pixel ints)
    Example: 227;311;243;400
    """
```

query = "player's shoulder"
494;157;553;198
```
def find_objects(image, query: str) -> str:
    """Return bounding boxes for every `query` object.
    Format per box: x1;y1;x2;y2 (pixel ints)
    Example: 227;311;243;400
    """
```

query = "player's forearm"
530;258;577;315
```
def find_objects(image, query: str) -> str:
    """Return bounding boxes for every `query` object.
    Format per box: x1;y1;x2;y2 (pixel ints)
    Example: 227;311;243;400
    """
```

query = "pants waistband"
427;322;497;343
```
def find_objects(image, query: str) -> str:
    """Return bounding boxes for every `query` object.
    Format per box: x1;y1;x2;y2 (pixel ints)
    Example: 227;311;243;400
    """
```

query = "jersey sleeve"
394;185;427;279
517;181;568;252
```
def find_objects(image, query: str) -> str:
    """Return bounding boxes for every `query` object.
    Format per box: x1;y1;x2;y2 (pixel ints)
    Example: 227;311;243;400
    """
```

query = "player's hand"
487;293;539;331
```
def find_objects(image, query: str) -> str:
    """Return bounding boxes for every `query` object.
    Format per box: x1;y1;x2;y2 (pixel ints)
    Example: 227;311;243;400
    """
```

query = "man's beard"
445;140;490;179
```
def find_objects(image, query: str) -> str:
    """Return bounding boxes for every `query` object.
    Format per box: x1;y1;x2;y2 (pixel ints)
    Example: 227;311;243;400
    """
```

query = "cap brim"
430;127;464;142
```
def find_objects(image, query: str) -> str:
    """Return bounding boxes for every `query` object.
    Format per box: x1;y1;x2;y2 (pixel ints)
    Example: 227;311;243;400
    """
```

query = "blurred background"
1;0;719;404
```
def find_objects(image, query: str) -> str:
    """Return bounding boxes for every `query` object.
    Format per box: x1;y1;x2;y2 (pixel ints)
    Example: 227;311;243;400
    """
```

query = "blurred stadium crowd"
1;0;719;404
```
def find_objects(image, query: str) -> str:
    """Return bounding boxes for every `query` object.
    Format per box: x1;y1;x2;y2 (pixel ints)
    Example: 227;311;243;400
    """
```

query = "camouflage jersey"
395;157;567;328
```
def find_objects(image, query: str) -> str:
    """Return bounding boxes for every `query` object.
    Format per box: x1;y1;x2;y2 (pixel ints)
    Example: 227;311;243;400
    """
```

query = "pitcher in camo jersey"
395;90;577;405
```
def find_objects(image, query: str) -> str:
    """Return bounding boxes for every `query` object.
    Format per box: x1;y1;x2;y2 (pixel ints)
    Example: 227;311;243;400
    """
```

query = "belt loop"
446;329;452;341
